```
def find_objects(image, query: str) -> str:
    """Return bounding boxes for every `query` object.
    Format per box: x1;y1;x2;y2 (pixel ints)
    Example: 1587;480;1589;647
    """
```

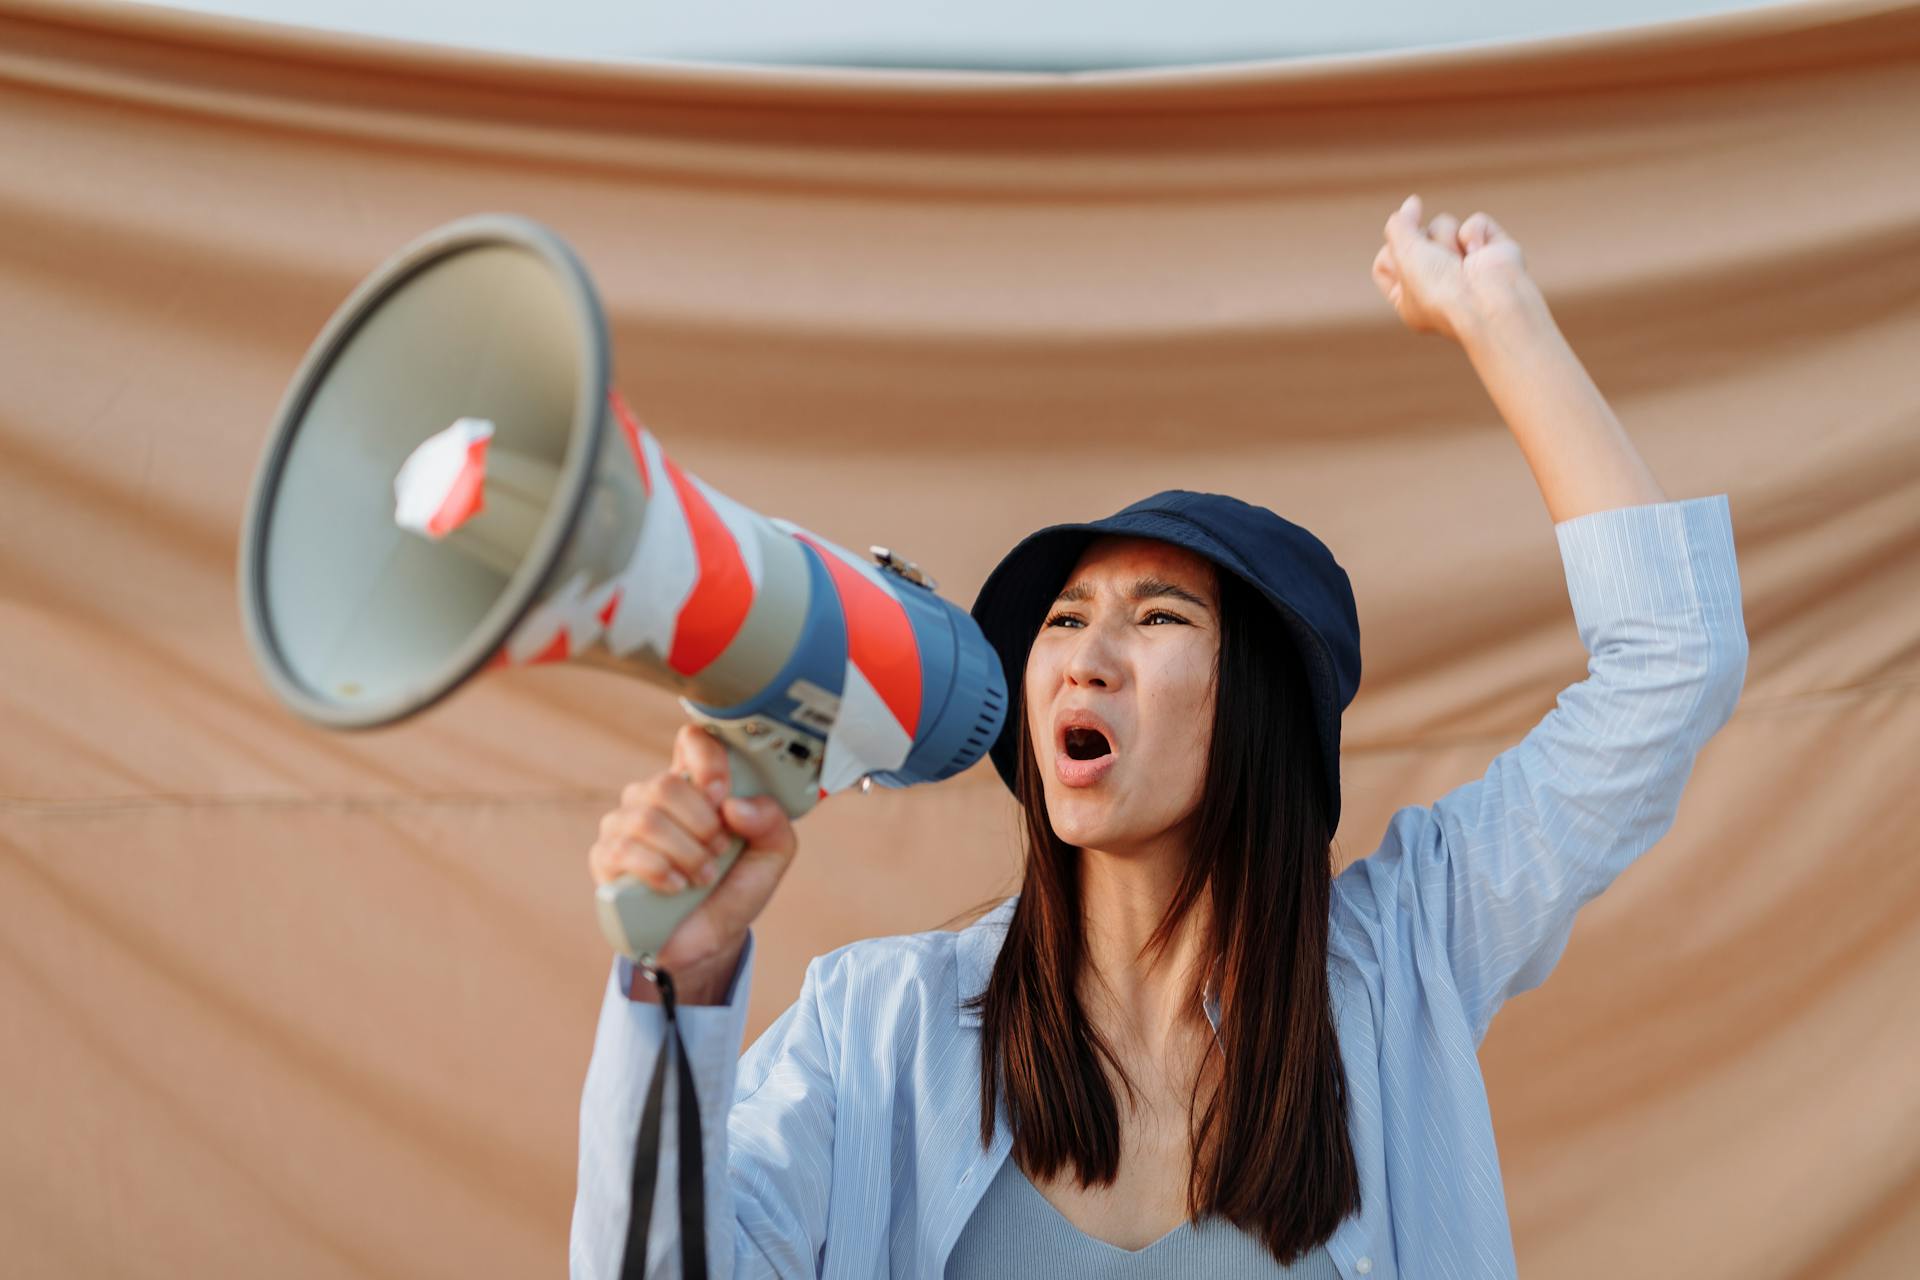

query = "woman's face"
1024;534;1221;856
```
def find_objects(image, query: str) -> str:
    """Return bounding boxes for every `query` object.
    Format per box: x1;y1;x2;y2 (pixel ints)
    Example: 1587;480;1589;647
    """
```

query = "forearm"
1457;282;1668;524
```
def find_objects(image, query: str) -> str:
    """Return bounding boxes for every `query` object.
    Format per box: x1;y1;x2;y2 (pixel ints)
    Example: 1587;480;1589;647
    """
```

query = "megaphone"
238;214;1008;962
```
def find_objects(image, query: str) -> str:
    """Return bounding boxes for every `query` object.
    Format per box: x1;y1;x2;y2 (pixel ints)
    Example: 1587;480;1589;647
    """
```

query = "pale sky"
125;0;1785;70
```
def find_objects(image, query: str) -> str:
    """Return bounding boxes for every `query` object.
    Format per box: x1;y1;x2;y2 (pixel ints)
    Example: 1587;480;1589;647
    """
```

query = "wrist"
627;941;745;1007
1454;278;1554;356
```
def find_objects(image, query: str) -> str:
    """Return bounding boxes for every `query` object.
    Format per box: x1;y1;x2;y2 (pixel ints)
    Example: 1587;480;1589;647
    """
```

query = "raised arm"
1357;196;1751;1044
1348;493;1749;1045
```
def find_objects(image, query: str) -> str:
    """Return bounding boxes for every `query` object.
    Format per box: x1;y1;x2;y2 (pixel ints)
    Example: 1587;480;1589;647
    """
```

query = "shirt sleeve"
570;930;842;1279
1339;493;1751;1047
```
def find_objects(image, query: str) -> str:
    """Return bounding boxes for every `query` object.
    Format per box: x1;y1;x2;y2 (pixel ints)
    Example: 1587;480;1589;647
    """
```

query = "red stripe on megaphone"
790;532;922;739
528;630;570;665
663;454;754;676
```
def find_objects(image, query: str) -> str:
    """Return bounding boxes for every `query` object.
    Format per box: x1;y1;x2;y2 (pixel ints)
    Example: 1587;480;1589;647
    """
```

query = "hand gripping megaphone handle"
593;710;825;963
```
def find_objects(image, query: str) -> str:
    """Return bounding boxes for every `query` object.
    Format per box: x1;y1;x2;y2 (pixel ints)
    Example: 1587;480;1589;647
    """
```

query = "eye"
1042;609;1189;628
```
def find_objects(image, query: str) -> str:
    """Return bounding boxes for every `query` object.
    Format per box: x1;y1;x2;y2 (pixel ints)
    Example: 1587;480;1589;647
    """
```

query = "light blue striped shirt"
572;493;1750;1280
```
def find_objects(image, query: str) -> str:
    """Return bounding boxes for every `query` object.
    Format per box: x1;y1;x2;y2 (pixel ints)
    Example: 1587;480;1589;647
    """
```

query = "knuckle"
679;726;718;764
643;855;687;892
621;808;652;841
646;828;694;867
635;806;670;841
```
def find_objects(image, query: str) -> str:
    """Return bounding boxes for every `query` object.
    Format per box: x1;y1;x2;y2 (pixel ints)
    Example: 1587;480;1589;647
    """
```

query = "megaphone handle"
593;733;795;964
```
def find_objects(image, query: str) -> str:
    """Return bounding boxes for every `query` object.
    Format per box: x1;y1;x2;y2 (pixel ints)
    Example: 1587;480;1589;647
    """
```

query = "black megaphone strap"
620;966;709;1280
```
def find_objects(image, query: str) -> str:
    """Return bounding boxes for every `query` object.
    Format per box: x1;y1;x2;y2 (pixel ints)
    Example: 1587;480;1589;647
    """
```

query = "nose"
1064;623;1122;690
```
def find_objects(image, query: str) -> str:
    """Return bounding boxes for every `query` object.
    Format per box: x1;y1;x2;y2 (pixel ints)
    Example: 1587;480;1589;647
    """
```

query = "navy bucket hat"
968;489;1362;832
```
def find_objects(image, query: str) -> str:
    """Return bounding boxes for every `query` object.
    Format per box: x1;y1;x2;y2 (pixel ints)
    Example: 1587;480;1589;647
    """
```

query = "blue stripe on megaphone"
683;536;1008;790
870;579;1009;789
682;539;849;740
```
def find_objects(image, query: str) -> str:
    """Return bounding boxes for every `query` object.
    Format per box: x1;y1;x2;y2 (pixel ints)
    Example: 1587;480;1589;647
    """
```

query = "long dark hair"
960;566;1360;1265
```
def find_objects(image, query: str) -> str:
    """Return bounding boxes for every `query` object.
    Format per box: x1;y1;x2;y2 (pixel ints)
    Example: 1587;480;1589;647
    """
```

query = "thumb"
1384;194;1462;273
721;794;796;856
1382;194;1426;252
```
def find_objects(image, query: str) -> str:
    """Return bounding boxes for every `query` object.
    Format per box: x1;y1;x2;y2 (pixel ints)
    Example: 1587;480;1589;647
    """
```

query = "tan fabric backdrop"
2;0;1917;1274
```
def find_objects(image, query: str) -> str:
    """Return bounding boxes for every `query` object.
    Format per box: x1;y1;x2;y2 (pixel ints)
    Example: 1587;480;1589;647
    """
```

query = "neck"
1075;828;1216;1056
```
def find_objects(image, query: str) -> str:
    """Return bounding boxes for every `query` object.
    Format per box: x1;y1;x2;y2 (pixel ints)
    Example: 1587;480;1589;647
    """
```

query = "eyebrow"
1054;575;1214;612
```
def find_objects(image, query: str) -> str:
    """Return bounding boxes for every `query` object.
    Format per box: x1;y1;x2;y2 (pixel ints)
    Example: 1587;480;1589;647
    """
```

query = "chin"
1042;798;1095;847
1045;799;1130;851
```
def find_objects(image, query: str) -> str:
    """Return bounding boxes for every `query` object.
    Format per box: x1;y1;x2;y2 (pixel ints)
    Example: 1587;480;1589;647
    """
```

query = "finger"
1459;212;1490;253
607;841;695;895
590;833;676;891
589;836;622;887
670;723;733;804
615;805;727;884
656;812;798;967
1371;244;1399;293
1382;194;1422;247
1426;212;1461;254
621;772;727;848
720;794;798;860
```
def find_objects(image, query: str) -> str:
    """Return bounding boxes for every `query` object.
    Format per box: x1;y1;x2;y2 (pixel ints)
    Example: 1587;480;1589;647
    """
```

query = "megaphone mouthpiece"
393;416;493;540
394;416;568;582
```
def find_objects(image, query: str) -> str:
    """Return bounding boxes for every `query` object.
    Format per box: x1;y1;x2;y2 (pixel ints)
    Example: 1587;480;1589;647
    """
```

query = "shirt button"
960;1170;973;1186
1356;1257;1372;1275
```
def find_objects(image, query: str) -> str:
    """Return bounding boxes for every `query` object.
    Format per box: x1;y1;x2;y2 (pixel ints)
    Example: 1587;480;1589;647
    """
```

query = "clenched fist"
1371;194;1535;344
589;723;800;1004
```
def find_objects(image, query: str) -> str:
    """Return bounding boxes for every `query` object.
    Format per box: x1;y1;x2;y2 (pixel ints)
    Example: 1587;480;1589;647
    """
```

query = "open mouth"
1063;727;1112;761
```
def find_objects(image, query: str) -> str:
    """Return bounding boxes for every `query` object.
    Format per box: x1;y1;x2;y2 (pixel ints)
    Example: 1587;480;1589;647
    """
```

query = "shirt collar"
954;896;1016;1027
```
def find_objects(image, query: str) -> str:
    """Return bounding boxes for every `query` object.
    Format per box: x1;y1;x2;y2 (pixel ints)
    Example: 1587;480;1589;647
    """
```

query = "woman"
572;196;1751;1279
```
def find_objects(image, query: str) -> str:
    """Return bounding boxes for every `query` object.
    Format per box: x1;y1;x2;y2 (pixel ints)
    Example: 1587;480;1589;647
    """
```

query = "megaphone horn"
238;214;1007;960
